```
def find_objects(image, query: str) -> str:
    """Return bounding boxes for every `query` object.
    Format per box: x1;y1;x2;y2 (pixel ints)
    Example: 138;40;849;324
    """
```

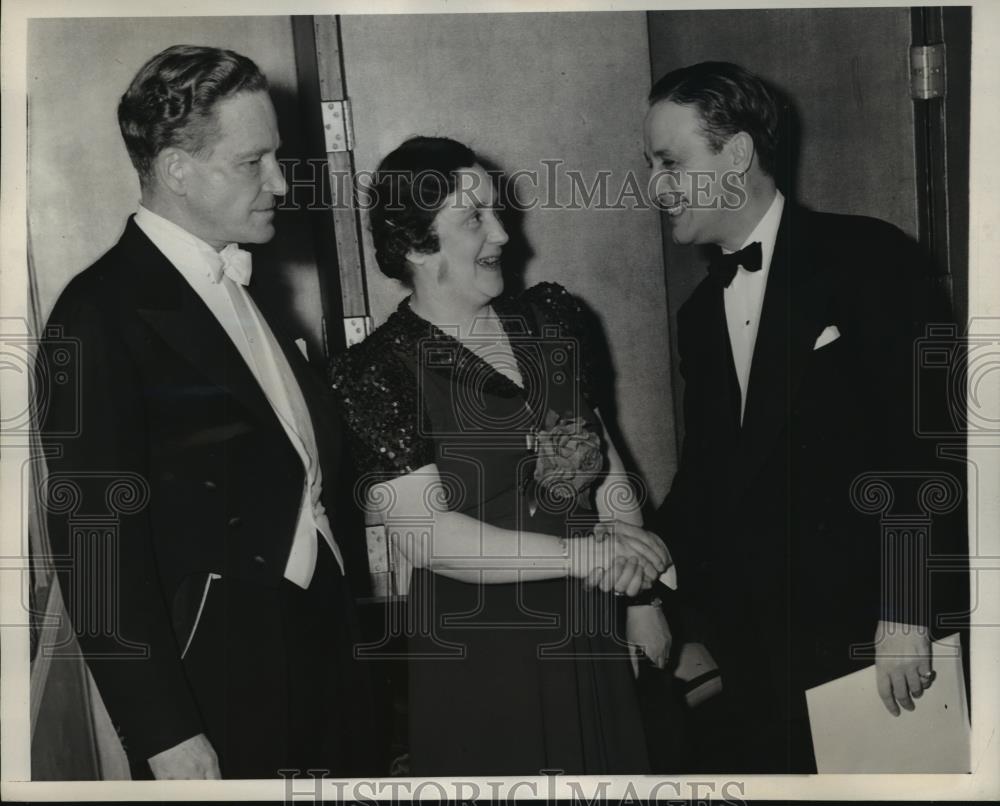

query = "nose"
487;213;509;246
262;154;288;196
650;167;682;205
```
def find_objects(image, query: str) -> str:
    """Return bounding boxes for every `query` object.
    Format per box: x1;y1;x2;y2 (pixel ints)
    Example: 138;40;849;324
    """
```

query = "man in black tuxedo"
38;45;373;779
646;62;947;772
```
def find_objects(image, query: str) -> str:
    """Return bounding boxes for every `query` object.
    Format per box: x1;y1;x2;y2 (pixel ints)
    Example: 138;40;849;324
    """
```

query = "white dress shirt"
135;206;344;587
722;190;785;422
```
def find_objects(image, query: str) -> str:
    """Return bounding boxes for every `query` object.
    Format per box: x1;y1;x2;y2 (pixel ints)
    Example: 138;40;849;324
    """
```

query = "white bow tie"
214;243;253;286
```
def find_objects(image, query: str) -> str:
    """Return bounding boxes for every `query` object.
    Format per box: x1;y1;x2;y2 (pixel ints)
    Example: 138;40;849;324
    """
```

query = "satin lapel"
711;286;743;439
689;279;742;446
122;220;279;428
732;206;824;494
251;290;341;480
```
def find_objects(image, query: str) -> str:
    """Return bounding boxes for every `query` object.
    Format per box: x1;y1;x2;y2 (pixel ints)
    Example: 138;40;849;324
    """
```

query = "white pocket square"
813;325;841;350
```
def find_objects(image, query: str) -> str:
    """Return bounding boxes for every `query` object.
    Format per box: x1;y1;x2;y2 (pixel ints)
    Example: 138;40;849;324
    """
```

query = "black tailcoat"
38;218;370;771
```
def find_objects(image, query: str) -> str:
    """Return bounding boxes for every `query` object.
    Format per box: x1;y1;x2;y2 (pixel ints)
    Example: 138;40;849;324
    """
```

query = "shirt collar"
134;205;230;284
725;189;784;274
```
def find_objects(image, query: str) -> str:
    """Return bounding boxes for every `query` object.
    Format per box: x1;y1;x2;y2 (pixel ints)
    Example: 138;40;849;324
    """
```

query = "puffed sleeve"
520;281;599;406
329;342;435;482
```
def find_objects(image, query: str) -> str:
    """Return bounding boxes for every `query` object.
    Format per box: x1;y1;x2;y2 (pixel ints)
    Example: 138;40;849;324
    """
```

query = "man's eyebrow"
234;142;282;160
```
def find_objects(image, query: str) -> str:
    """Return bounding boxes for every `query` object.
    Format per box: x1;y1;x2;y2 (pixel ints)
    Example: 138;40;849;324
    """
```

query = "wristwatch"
626;587;663;607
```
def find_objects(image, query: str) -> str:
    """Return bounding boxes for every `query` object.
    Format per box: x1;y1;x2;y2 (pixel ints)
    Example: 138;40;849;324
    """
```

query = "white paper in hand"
805;632;969;773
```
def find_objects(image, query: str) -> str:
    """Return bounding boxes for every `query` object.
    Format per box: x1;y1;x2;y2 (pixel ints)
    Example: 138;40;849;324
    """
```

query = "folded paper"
805;632;969;773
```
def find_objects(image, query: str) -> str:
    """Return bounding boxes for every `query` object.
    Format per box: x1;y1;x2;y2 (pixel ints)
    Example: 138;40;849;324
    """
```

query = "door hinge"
321;99;354;152
343;315;372;347
910;44;946;100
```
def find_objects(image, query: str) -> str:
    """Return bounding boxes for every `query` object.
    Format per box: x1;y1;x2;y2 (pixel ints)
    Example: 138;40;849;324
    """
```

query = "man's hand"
626;603;672;676
582;520;670;593
148;733;221;779
874;620;933;716
585;555;653;596
606;520;671;574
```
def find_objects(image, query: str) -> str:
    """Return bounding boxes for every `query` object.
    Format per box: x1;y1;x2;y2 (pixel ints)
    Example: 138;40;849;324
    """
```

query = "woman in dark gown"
330;136;671;776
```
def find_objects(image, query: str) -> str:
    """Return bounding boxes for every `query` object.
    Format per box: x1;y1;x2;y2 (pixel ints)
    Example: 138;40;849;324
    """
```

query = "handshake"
571;521;671;597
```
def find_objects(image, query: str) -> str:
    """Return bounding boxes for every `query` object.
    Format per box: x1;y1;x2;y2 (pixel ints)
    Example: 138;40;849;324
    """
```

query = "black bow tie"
707;241;763;288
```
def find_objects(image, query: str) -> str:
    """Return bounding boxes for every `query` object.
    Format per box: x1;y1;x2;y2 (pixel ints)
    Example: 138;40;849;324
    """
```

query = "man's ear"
154;148;189;195
728;132;755;175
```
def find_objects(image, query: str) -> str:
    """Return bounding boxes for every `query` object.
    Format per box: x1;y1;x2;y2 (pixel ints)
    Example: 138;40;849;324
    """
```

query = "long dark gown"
330;282;649;776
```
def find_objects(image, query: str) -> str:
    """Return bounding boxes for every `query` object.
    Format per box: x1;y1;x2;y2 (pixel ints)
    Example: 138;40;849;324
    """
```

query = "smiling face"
171;90;287;249
644;99;745;249
410;164;509;308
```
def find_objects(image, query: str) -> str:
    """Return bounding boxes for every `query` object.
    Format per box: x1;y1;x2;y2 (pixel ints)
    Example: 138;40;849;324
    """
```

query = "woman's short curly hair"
118;44;268;185
368;136;478;286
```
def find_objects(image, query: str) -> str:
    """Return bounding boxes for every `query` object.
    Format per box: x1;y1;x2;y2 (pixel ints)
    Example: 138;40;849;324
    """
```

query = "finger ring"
919;671;934;679
612;591;625;597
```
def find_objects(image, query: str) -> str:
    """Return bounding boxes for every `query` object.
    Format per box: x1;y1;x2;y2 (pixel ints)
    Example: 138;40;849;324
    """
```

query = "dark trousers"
131;544;377;779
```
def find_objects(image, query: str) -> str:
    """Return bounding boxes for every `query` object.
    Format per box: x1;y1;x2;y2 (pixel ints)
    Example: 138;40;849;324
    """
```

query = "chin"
666;215;692;244
670;227;695;246
480;275;504;299
242;225;276;245
671;221;710;247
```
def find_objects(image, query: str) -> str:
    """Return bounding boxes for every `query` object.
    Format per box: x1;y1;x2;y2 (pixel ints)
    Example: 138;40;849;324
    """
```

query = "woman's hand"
579;521;670;593
607;520;670;574
627;604;672;676
574;521;669;590
608;556;652;597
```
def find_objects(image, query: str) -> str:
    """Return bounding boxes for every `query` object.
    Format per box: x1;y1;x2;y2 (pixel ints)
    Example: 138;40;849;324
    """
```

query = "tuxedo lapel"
730;206;826;495
706;284;743;438
119;219;281;429
687;277;742;447
250;290;341;482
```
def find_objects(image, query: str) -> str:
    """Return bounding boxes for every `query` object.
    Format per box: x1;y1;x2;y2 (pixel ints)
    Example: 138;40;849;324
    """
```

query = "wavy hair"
649;61;781;178
118;44;268;184
368;136;478;286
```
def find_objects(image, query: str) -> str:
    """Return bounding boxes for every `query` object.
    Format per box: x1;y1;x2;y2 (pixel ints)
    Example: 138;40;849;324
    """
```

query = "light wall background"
341;12;677;504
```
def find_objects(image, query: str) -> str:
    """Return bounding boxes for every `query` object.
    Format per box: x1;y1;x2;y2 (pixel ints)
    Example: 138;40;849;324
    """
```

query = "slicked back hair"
118;44;268;184
649;61;781;178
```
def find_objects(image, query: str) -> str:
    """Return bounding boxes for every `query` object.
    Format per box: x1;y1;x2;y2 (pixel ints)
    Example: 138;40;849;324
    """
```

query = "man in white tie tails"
645;62;955;772
39;44;375;779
